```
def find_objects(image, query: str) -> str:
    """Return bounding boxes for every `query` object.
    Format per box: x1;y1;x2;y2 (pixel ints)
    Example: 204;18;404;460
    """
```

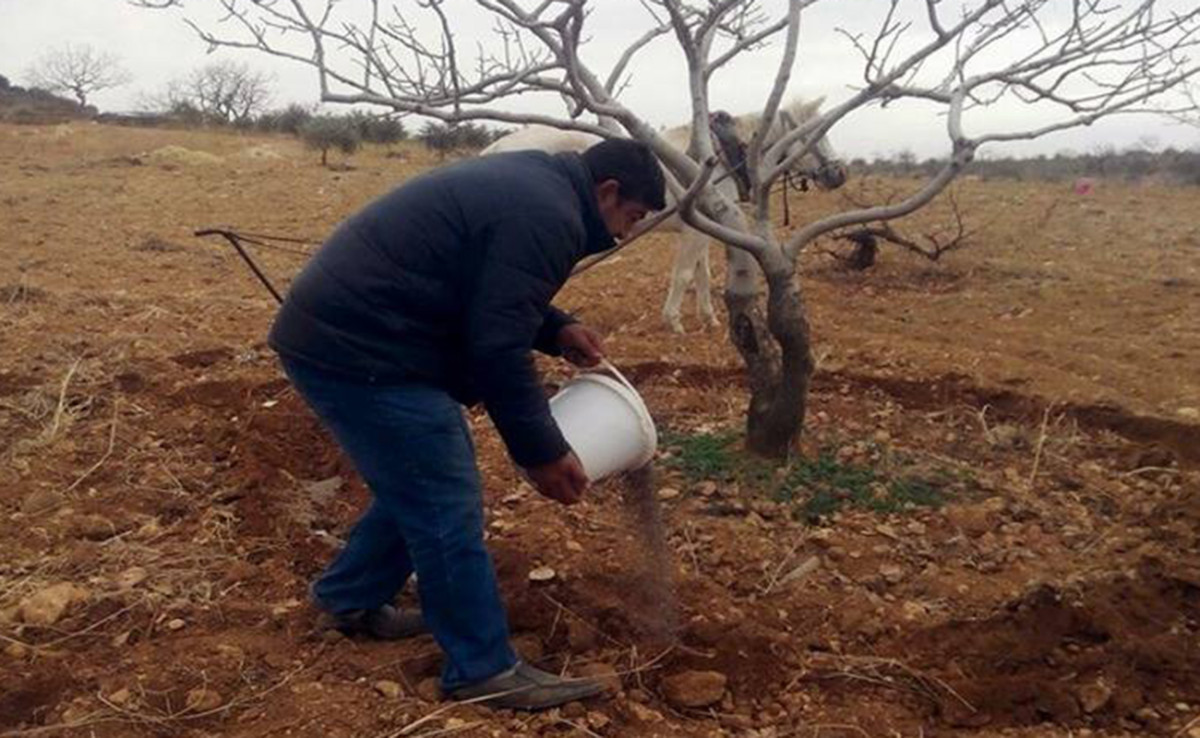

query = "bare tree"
23;44;131;108
829;186;978;269
162;60;274;125
137;0;1200;458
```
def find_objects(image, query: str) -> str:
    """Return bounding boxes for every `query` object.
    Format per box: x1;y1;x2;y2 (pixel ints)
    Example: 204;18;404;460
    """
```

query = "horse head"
771;97;848;191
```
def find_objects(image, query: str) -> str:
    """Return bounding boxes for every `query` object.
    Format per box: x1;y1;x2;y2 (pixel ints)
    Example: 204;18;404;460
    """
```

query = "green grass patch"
663;429;965;522
660;429;743;481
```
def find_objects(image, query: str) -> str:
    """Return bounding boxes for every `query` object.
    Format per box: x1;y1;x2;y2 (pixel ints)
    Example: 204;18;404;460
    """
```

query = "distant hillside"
0;74;94;124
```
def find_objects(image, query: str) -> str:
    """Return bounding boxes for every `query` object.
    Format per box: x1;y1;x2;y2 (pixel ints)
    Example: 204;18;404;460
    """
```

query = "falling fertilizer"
620;462;679;644
546;359;678;643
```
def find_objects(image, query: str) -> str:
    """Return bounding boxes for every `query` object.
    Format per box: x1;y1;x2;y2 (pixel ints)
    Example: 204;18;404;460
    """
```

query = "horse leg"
662;227;706;333
695;240;720;329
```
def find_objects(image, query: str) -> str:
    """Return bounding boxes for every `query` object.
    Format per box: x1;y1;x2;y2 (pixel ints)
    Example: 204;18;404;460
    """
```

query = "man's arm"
463;218;577;469
533;306;577;356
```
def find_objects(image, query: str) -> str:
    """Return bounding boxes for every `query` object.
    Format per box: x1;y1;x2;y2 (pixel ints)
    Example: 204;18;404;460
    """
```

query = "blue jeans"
280;357;517;690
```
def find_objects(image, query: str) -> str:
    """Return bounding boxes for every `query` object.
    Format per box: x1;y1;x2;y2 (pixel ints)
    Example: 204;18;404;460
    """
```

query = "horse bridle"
704;110;843;201
777;110;844;193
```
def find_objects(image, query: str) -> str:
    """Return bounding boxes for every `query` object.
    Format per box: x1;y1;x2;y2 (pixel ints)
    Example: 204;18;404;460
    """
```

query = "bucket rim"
563;371;658;470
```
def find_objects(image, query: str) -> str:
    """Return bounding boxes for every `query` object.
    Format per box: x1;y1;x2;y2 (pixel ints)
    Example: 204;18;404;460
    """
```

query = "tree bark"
723;250;814;458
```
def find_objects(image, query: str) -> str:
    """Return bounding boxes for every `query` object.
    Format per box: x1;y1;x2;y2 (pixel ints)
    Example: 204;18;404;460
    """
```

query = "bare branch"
604;22;671;95
765;0;1006;188
747;0;802;218
924;0;947;39
832;190;974;263
785;139;975;260
707;16;788;78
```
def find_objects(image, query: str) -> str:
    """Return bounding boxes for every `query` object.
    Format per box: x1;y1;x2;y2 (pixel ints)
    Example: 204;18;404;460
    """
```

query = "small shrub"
256;103;314;134
488;126;515;144
419;121;458;160
455;122;494;150
277;103;314;135
300;116;362;166
346;111;407;146
255;110;282;132
168;100;207;127
419;121;500;159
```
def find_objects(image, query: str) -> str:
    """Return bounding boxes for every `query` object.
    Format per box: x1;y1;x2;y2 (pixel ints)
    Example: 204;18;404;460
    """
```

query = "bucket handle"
595;358;639;395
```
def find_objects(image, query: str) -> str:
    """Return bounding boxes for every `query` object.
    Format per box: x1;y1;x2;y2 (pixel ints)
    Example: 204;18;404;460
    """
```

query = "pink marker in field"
1073;177;1095;196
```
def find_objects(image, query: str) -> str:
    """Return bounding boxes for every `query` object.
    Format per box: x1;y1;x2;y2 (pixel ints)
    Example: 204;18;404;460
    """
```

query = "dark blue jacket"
269;151;615;467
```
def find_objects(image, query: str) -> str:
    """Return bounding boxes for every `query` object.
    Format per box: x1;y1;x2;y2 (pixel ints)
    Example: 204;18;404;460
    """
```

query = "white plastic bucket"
548;365;657;482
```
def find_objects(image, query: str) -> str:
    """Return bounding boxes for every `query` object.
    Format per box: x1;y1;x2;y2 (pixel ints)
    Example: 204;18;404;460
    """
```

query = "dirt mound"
170;346;235;369
143;145;224;167
239;144;289;160
884;560;1200;730
827;370;1200;465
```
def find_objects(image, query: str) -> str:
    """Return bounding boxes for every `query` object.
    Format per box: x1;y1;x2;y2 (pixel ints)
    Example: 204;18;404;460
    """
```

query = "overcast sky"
2;0;1197;159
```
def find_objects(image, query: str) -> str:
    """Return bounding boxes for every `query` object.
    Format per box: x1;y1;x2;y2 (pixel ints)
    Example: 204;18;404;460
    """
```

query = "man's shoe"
449;661;606;711
329;604;428;640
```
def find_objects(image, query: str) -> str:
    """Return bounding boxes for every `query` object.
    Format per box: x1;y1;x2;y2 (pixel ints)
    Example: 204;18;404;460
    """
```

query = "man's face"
595;179;651;240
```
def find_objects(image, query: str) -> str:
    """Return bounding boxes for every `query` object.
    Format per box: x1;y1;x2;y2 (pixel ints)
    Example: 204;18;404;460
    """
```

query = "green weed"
663;429;965;522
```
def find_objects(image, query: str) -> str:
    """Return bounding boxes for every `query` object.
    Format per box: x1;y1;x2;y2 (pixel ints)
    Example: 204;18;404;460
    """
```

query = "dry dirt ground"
1;122;1198;738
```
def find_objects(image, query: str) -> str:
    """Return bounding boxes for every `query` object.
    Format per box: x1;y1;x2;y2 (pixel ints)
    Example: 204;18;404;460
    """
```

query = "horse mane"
733;96;825;138
660;96;826;147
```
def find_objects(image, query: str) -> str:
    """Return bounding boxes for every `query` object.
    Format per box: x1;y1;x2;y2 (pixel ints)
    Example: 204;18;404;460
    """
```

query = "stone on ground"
373;680;402;699
662;670;727;708
18;583;87;626
184;687;223;712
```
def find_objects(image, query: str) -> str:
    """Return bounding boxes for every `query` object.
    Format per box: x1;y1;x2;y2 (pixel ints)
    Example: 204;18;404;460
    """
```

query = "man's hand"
557;323;605;367
527;451;589;505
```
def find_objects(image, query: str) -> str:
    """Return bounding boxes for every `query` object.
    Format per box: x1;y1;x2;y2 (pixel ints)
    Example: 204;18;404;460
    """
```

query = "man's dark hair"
582;138;667;211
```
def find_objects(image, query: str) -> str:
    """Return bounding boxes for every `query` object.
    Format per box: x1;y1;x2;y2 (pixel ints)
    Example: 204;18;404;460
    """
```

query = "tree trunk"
848;232;878;270
723;251;814;458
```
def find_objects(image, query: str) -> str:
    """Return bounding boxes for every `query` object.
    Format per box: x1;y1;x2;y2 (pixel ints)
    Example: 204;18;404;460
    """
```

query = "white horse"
482;98;847;332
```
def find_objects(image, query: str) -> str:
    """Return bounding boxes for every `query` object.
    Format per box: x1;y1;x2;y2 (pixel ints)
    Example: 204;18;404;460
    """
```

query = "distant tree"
256;103;314;134
0;74;11;91
1167;149;1200;185
343;111;408;146
167;99;206;127
300;115;361;166
456;122;494;150
362;115;408;146
895;149;918;175
418;121;459;160
254;109;283;132
163;60;273;125
275;103;315;135
418;121;495;159
23;44;130;107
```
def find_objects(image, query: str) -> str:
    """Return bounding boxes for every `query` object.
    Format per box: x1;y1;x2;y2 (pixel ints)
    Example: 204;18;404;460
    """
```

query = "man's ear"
595;178;621;203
